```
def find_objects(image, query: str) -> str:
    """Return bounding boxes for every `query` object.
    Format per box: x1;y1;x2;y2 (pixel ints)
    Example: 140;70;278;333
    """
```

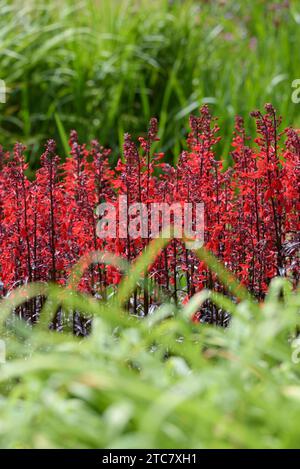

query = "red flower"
0;105;299;322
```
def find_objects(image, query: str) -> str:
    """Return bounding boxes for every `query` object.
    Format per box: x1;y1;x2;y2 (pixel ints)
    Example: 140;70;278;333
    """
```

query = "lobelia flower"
0;105;299;326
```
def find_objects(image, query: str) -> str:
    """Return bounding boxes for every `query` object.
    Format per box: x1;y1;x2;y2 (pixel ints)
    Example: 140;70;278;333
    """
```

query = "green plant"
1;0;300;168
0;240;299;448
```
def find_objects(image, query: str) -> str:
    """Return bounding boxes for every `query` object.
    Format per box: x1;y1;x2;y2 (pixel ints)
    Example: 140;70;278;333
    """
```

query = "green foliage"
1;0;300;448
0;241;300;448
1;0;300;168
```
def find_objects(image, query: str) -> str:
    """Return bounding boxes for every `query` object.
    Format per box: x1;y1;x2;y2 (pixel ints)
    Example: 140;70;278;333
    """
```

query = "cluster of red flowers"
0;104;299;320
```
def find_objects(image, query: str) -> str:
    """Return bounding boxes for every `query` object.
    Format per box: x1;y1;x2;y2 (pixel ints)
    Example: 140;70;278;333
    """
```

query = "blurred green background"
0;0;300;168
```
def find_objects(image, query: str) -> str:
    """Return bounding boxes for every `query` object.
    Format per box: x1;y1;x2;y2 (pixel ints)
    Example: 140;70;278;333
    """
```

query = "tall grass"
0;241;300;448
1;0;300;169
